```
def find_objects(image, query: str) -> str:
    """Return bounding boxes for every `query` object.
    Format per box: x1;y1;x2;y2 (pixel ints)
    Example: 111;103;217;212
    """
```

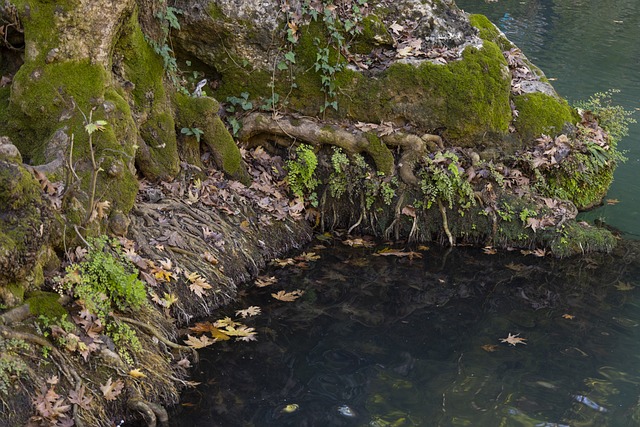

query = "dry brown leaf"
235;306;261;318
100;377;124;401
255;275;278;287
184;334;216;349
271;289;305;302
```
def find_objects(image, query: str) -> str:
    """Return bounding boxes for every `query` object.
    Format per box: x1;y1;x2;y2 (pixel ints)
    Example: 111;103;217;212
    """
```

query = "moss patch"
512;93;579;141
173;92;249;183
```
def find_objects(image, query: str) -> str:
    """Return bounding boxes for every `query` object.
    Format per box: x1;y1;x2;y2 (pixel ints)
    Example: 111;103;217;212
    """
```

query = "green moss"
548;222;616;257
207;2;226;20
546;164;614;211
512;93;579;141
115;13;180;181
9;60;109;162
173;92;248;183
352;15;394;54
469;14;514;51
364;133;394;175
26;291;69;322
0;161;41;210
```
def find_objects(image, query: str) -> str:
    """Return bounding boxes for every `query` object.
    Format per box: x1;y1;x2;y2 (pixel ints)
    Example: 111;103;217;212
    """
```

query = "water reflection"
171;240;640;426
456;0;640;237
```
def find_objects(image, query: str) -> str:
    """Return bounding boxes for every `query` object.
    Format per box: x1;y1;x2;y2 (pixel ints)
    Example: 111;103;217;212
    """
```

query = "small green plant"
418;151;476;210
329;147;350;198
519;208;537;225
181;127;204;142
574;89;636;145
226;92;253;112
286;144;319;204
62;236;147;318
0;338;29;395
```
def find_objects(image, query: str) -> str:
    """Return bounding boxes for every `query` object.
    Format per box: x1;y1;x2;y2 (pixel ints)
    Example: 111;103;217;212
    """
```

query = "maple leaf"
100;378;124;401
606;198;620;205
562;314;575;320
235;306;261;318
297;252;320;262
89;200;111;222
68;384;93;410
214;316;240;329
184;334;216;349
614;281;634;291
186;272;213;297
271;289;305;302
256;275;278;287
401;205;416;218
389;21;404;35
500;333;527;346
270;258;295;267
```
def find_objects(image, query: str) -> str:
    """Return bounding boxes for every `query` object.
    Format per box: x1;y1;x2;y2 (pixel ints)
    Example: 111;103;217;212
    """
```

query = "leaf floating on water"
184;334;216;349
562;314;575;320
505;262;527;272
342;238;375;248
482;246;497;255
271;258;296;267
281;404;299;414
271;289;305;302
374;248;422;259
481;344;499;352
500;333;527;346
614;281;635;291
296;252;320;262
236;306;261;318
606;198;620;205
255;275;278;287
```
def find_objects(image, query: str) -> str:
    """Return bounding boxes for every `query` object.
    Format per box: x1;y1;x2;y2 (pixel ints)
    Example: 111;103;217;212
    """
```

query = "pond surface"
168;2;640;426
171;241;640;426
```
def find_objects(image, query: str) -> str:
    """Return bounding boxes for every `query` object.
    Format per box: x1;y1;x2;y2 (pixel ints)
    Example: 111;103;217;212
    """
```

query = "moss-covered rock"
115;13;180;181
513;93;579;141
173;92;249;183
0;160;57;306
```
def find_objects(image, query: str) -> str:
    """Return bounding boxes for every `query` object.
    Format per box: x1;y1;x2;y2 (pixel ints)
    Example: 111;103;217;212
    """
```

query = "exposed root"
116;316;198;361
239;112;442;184
127;395;168;427
438;200;454;247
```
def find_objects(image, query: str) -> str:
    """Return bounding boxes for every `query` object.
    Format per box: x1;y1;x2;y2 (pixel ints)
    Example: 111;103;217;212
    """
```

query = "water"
171;240;640;426
455;0;640;237
168;3;640;426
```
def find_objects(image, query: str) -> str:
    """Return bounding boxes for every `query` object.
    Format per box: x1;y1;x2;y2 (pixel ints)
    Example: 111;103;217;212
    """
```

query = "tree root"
128;395;169;427
438;200;454;247
116;316;198;361
239;112;443;185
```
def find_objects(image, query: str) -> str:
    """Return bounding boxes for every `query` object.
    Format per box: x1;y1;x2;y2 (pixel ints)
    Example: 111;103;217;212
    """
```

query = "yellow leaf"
129;368;146;378
562;314;575;320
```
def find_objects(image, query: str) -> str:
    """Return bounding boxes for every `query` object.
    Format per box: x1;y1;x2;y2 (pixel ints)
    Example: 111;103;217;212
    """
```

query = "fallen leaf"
236;306;261;318
562;314;575;320
606;199;619;205
255;275;278;287
500;333;527;346
374;248;422;259
184;334;216;349
342;238;375;248
68;384;93;410
271;289;305;302
483;246;497;255
481;344;499;352
100;377;124;401
389;21;404;35
270;258;295;267
614;281;635;291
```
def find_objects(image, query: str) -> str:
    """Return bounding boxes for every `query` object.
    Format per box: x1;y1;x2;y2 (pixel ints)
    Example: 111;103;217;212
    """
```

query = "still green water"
171;242;640;426
168;2;640;426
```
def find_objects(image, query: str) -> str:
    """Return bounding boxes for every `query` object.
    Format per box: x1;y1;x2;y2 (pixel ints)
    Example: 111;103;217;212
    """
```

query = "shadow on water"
170;239;640;426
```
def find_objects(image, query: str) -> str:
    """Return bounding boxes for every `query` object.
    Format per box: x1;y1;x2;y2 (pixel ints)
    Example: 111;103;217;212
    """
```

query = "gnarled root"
438;200;454;247
128;395;169;427
239;112;443;185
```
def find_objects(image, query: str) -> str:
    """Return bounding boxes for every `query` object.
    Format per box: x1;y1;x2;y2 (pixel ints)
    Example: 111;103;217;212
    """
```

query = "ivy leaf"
284;51;296;64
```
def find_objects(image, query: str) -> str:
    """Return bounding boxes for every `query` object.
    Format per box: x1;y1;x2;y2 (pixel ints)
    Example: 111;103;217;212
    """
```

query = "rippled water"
456;0;640;237
171;240;640;426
